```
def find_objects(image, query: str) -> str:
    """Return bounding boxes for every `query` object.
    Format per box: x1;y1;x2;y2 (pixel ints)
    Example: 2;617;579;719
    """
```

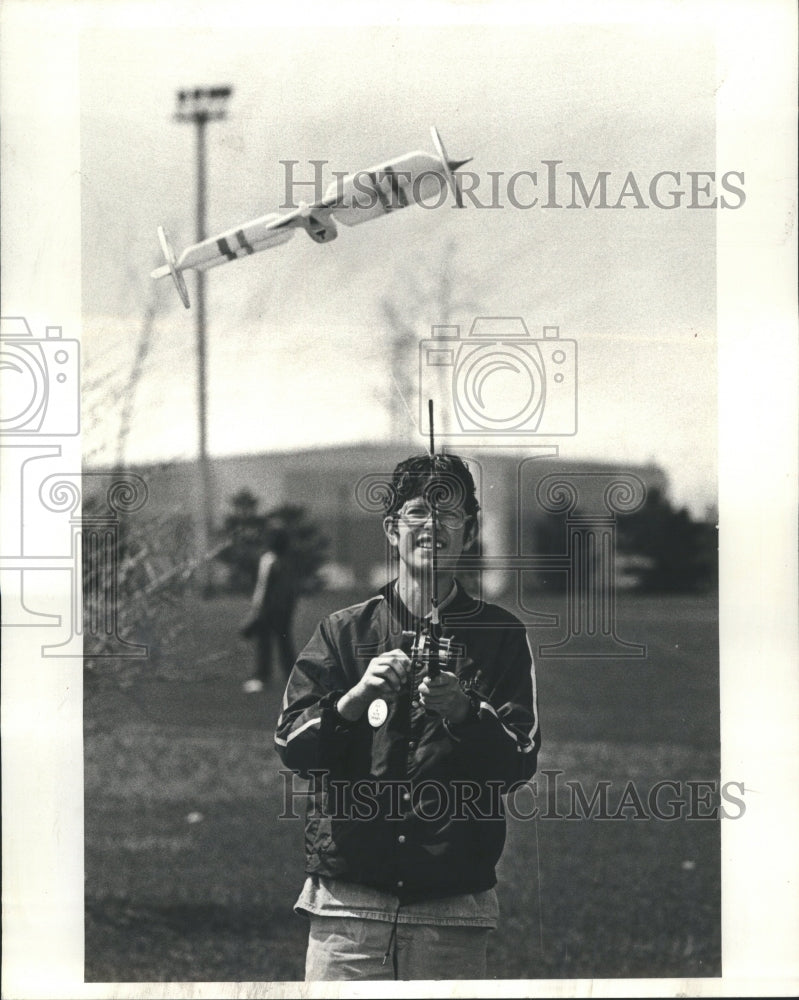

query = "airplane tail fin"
152;226;191;309
430;126;469;208
448;157;472;172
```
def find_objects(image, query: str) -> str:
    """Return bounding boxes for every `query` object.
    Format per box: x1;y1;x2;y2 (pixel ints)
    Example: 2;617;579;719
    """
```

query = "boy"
275;453;540;980
242;527;297;692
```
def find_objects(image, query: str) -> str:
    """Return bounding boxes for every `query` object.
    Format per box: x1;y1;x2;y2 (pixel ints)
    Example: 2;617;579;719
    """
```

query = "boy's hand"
418;671;472;723
336;649;411;720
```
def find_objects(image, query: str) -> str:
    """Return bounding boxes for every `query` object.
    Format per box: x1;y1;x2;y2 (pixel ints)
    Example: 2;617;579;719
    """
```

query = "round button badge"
368;698;389;728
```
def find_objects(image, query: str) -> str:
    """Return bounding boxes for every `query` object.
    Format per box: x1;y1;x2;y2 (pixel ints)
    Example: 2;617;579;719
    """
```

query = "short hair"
384;453;480;520
268;526;289;556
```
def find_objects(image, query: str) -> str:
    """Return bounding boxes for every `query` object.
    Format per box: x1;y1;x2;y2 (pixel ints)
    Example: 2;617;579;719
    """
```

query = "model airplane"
151;127;471;308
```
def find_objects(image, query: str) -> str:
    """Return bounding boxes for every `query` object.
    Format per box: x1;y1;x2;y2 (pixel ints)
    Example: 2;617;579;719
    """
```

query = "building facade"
114;443;669;598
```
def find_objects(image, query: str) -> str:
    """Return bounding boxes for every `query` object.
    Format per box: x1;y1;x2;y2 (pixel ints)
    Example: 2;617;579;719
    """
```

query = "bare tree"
379;239;482;443
82;265;223;713
115;273;164;469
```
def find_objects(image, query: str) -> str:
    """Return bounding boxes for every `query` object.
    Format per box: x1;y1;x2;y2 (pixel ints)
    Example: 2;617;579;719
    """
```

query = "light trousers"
305;914;490;981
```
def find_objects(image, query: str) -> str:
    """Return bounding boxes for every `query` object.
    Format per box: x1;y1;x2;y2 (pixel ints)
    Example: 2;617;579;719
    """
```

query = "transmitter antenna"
428;399;440;627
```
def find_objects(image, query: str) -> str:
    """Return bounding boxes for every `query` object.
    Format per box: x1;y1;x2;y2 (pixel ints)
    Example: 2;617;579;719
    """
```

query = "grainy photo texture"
1;2;796;998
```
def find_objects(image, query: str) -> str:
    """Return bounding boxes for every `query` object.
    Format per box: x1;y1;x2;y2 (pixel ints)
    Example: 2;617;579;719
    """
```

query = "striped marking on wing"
216;237;237;261
235;229;256;254
384;165;410;208
367;170;392;214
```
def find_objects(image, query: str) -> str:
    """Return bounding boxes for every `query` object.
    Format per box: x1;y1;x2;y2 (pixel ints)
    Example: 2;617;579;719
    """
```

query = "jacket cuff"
442;690;482;742
321;690;366;733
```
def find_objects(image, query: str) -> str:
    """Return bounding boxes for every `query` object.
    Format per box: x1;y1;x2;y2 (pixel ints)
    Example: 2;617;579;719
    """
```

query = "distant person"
241;527;298;693
275;453;540;980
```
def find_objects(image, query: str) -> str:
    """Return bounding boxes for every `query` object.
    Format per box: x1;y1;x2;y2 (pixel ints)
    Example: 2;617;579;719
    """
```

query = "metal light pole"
174;86;233;595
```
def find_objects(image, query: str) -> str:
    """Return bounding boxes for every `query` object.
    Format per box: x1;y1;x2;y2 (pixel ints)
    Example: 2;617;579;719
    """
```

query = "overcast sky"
79;14;718;514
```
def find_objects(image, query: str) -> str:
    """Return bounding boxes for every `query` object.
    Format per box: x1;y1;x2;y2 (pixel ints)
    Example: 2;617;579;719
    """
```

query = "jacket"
243;551;297;637
274;579;540;904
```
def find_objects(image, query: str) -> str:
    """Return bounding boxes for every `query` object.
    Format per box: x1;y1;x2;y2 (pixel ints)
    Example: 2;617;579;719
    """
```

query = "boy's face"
383;494;476;577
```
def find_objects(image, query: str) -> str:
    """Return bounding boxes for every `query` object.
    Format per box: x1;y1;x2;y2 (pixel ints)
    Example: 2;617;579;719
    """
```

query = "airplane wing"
324;152;449;227
152;127;469;308
327;128;471;226
150;214;297;308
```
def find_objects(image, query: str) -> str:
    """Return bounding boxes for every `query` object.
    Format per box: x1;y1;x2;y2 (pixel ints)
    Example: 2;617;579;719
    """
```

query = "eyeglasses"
397;501;468;528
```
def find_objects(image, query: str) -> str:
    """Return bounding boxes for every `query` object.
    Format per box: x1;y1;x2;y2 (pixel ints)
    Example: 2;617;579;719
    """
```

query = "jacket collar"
380;577;475;630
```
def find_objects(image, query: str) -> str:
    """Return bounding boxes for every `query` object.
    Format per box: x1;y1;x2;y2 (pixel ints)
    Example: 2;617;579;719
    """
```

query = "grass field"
84;587;720;982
